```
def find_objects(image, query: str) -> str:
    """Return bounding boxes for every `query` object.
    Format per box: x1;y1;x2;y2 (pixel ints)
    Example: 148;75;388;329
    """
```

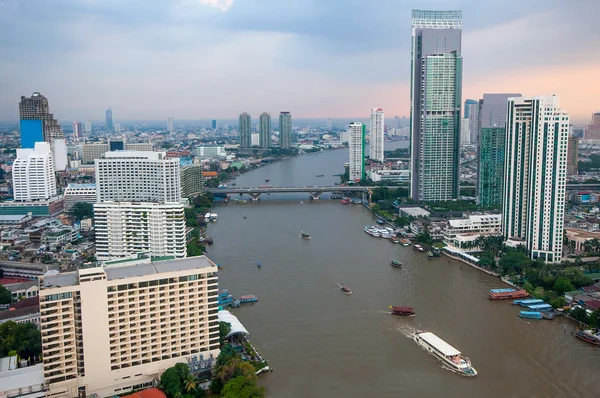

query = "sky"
0;0;599;123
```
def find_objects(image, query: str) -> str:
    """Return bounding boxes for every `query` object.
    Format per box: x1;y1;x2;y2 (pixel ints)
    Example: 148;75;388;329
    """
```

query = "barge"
240;295;258;304
413;331;477;376
489;289;529;300
390;306;414;316
519;311;542;320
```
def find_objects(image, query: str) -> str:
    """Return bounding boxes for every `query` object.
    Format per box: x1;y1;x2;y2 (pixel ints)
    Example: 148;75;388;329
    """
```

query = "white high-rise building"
95;151;181;203
167;116;174;133
64;183;97;210
12;142;57;201
114;123;121;133
251;133;259;147
370;108;384;162
38;256;220;398
348;122;365;181
502;95;569;263
84;121;92;133
460;118;471;144
94;202;187;260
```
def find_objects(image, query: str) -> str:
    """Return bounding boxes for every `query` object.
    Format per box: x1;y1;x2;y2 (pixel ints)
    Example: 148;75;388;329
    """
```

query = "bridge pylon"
248;192;262;201
309;192;322;200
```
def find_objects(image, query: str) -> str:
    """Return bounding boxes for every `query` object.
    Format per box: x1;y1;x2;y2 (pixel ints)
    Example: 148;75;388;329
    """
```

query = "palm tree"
183;373;197;393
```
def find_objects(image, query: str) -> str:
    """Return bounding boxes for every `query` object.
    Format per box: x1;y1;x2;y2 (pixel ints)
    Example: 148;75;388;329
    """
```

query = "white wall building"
93;202;187;261
12;142;57;202
95;151;181;203
348;122;365;181
443;214;502;248
84;121;92;133
367;169;410;183
38;256;220;398
251;133;259;147
194;146;226;158
369;108;384;162
167;116;174;133
460;118;471;144
64;183;97;210
502;95;569;263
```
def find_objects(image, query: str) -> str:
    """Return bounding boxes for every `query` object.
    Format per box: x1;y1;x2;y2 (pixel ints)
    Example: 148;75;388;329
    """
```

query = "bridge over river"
205;186;376;201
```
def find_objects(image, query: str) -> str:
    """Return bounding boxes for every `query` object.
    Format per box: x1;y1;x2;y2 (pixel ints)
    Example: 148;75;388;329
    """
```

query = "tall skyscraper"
106;108;113;131
460;118;470;144
476;93;521;207
465;100;479;144
73;121;83;140
114;123;121;133
567;136;579;175
585;112;600;140
348;122;365;181
211;119;218;129
12;142;57;201
410;10;463;202
84;121;92;133
239;112;252;148
19;92;64;148
502;95;569;263
464;99;478;118
369;108;384;162
167;116;174;133
259;112;271;149
327;118;333;130
279;111;292;149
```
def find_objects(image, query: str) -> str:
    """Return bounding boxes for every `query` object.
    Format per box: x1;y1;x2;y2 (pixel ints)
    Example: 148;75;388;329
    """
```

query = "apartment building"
38;256;220;398
348;122;365;181
12;142;57;201
64;183;97;210
181;164;205;199
443;214;502;248
82;142;154;165
95;151;181;203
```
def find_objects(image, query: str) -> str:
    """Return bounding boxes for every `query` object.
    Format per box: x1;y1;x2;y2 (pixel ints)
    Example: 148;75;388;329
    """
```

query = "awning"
218;310;249;338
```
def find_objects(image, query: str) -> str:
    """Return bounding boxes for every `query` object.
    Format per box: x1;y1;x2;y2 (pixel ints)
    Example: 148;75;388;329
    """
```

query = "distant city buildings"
114;123;121;133
167;116;174;133
585;112;600;140
239;112;252;148
106;108;113;131
348;122;365;181
567;136;579;175
464;99;479;144
410;10;462;201
327;118;333;130
72;121;83;140
194;146;226;158
369;108;384;162
212;119;218;129
81;141;154;164
84;121;92;133
460;118;470;145
12;142;57;201
502;95;569;263
259;112;271;149
476;93;521;208
19;92;64;148
279;112;292;149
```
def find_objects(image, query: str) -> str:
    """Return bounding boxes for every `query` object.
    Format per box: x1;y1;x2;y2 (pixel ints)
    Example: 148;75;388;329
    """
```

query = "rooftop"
418;332;461;356
66;183;97;189
399;207;430;217
0;361;44;393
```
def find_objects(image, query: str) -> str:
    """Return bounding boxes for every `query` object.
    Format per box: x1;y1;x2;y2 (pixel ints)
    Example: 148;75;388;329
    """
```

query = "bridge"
206;186;375;201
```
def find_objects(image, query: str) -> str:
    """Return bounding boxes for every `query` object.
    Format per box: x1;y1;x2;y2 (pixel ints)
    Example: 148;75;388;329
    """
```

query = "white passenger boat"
413;331;477;376
364;226;381;237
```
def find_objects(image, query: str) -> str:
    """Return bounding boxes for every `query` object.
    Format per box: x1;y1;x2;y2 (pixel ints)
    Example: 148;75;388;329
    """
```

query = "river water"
205;144;600;398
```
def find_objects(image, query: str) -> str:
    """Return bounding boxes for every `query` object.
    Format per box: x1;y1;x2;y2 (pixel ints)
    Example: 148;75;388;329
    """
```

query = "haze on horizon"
0;0;599;124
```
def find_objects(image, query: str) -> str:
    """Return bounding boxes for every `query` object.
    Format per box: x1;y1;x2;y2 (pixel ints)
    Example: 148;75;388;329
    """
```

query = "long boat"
519;311;542;320
490;288;516;294
240;295;258;303
413;331;477;376
513;298;544;306
489;289;529;300
391;259;402;268
390;306;414;316
575;328;600;345
413;244;425;252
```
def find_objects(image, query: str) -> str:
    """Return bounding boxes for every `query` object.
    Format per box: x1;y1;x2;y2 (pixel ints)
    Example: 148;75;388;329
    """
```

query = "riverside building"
38;256;220;398
239;112;252;148
279;111;292;149
370;108;384;162
348;122;365;181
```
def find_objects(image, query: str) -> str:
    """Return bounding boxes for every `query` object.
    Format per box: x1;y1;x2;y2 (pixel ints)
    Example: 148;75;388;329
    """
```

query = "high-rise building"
211;119;218;129
93;202;187;260
567;136;579;175
259;113;271;149
106;108;113;131
95;151;181;203
460;118;470;144
19;92;64;148
73;121;83;140
585;112;600;140
114;123;121;133
476;93;521;207
12;142;57;201
369;108;384;162
38;256;220;398
410;10;463;202
279;112;292;149
348;122;365;181
239;113;252;148
64;183;97;210
502;95;569;263
327;118;333;130
464;99;478;119
167;117;174;133
181;164;205;198
465;100;479;144
81;142;153;164
84;121;92;133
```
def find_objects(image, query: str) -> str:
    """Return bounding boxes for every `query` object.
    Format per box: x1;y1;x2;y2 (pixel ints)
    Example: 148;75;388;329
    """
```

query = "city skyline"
0;1;598;122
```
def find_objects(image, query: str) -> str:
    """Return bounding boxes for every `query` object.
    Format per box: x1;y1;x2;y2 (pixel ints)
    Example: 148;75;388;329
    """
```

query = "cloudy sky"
0;0;599;123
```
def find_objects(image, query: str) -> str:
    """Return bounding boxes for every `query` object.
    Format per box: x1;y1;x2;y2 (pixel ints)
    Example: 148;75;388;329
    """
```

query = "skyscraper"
348;122;365;181
12;142;57;201
464;99;478;119
369;108;384;162
502;95;569;263
476;93;521;207
410;10;462;202
567;136;579;175
167;116;174;133
85;121;92;133
239;112;252;148
327;118;333;130
211;119;218;129
259;112;271;149
465;100;479;144
73;121;83;140
106;108;113;131
279;111;292;149
19;92;64;148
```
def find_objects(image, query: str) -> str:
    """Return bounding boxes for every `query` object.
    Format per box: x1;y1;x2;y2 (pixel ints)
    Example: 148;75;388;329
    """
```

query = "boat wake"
394;323;419;339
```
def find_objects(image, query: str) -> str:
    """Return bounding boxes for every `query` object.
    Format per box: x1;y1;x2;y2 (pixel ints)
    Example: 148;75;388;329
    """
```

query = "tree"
553;277;575;294
160;367;183;398
549;297;566;309
183;373;197;393
498;251;531;276
570;307;590;324
0;285;11;304
0;321;41;361
220;376;265;398
160;363;198;398
219;321;232;347
69;202;94;221
589;309;600;329
205;178;220;188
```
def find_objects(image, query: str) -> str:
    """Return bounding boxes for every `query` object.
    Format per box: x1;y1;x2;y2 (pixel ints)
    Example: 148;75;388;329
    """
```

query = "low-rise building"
367;169;410;183
443;214;501;249
0;357;45;398
0;196;64;217
64;183;97;210
194;146;226;158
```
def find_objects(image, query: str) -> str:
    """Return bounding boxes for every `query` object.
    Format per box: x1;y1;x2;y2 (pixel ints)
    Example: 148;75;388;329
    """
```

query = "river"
205;143;600;398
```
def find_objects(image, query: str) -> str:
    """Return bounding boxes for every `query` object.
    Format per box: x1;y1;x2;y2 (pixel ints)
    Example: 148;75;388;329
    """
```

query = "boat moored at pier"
575;328;600;345
413;331;477;376
519;311;543;320
489;289;529;300
399;238;411;246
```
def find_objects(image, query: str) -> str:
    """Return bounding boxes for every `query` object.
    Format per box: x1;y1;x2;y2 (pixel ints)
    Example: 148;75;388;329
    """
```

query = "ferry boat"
489;289;529;300
341;198;351;205
513;298;544;306
340;285;352;295
413;244;425;252
265;179;270;182
364;226;381;237
399;238;411;247
390;306;414;316
413;331;477;376
490;288;516;294
519;311;542;320
575;328;600;345
389;236;400;244
391;259;402;268
376;219;385;225
427;251;434;259
240;295;258;304
301;231;311;240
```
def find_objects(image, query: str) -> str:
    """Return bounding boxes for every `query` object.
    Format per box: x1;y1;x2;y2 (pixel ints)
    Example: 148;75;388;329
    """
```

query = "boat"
217;264;224;270
489;289;529;300
257;262;261;269
433;247;441;257
540;311;555;320
519;311;543;320
301;231;311;240
376;219;385;225
341;198;351;205
391;259;402;268
364;226;381;237
390;306;414;316
340;285;352;295
413;331;477;376
575;328;600;345
217;290;241;308
352;199;362;204
316;174;325;177
427;251;434;259
413;244;425;252
527;303;553;311
513;298;544;306
399;238;411;247
265;179;270;182
388;236;400;244
239;295;258;303
490;288;516;294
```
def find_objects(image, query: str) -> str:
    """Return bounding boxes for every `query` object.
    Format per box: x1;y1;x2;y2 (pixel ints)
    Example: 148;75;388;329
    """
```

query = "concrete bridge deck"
206;186;374;200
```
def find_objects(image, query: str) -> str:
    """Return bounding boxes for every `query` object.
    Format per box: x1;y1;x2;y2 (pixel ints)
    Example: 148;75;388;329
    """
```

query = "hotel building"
12;142;57;201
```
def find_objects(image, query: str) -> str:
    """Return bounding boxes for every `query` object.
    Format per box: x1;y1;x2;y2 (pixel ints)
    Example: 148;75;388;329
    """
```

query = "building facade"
95;151;181;203
465;100;479;144
239;113;252;148
167;117;174;133
38;257;220;398
12;142;57;201
502;95;569;263
194;146;226;158
84;121;92;133
93;202;187;260
181;164;205;199
81;142;153;165
72;122;83;140
259;113;271;149
106;108;113;131
410;10;463;202
64;183;97;210
567;136;578;175
19;92;64;149
279;112;292;149
369;108;384;162
585;112;600;140
348;122;365;181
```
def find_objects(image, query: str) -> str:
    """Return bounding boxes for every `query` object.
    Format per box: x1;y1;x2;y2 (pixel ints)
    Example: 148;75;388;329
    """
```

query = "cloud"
198;0;234;12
